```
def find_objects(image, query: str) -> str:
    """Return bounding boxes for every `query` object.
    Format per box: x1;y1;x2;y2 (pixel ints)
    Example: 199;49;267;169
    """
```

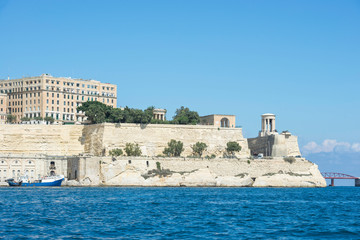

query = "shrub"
191;142;207;157
205;154;216;160
109;148;123;156
21;117;31;122
247;160;251;164
226;141;242;155
156;162;161;170
283;156;296;164
163;139;184;157
34;117;43;121
6;114;16;123
124;143;142;156
44;116;54;123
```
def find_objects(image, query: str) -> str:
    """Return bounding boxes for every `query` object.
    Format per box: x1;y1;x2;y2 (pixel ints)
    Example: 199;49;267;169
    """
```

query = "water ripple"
0;187;359;239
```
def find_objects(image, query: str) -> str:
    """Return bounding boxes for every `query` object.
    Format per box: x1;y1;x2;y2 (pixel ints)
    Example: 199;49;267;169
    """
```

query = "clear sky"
1;1;359;179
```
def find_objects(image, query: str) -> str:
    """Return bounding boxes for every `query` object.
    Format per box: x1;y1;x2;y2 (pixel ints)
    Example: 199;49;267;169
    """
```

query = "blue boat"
6;175;65;187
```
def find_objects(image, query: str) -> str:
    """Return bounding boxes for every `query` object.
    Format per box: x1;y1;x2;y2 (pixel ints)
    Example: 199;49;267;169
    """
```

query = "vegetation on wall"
191;142;207;157
226;141;242;155
20;117;31;122
6;114;16;123
163;139;184;157
109;148;123;157
77;101;154;124
44;116;55;123
77;101;200;125
124;143;142;156
283;156;296;164
172;106;200;125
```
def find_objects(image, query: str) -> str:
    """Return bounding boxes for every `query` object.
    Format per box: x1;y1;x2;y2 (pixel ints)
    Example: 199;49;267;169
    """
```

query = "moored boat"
6;175;65;187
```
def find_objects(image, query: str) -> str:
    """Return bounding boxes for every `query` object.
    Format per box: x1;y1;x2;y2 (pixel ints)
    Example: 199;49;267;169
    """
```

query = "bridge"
321;172;360;187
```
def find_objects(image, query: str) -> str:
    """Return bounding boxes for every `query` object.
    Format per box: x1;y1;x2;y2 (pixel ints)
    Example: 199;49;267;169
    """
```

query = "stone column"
272;118;275;132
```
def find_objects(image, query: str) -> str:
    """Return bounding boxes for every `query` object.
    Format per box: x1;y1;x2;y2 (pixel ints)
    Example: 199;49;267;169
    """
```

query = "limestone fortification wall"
86;123;250;157
0;123;250;157
248;134;301;157
67;156;326;187
0;125;84;155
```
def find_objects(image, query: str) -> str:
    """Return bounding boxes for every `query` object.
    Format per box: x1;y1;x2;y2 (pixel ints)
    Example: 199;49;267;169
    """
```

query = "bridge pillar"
330;179;334;187
355;179;360;187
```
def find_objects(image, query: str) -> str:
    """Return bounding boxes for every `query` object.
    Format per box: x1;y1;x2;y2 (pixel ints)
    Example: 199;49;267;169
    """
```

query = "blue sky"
1;1;359;180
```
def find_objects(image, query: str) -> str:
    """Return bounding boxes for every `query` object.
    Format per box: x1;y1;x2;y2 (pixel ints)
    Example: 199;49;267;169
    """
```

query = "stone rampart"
0;123;250;157
0;125;84;155
248;134;301;157
85;123;250;157
67;156;326;187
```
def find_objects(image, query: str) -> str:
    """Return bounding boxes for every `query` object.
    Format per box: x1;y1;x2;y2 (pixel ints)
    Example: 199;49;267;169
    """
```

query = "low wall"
68;156;326;187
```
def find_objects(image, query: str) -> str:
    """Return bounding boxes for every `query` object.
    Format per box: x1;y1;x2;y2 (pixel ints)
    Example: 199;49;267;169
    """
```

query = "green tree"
6;114;16;123
77;101;111;124
86;104;106;124
44;116;54;123
172;106;200;125
109;108;124;123
124;143;142;156
191;142;207;157
34;116;43;121
226;141;242;155
163;139;184;157
109;148;123;156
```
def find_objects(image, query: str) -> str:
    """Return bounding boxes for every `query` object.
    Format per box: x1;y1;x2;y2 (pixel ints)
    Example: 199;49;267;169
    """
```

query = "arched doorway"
220;118;230;128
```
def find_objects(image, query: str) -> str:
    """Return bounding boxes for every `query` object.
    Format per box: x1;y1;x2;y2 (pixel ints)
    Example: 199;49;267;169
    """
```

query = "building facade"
200;114;236;128
153;108;166;120
0;74;117;123
0;154;75;182
0;93;7;124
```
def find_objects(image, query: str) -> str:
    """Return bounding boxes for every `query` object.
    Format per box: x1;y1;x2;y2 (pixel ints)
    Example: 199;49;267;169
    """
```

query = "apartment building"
0;93;7;124
0;74;117;123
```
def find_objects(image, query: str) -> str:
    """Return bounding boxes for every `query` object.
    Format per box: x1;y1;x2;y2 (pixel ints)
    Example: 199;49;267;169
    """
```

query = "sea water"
0;187;359;239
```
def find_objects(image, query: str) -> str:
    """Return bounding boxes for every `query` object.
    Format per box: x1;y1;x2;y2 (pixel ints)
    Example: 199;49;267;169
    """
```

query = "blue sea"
0;187;359;239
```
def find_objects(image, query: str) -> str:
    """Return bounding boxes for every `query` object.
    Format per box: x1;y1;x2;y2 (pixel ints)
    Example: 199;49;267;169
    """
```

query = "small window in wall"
146;161;149;167
128;160;132;164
